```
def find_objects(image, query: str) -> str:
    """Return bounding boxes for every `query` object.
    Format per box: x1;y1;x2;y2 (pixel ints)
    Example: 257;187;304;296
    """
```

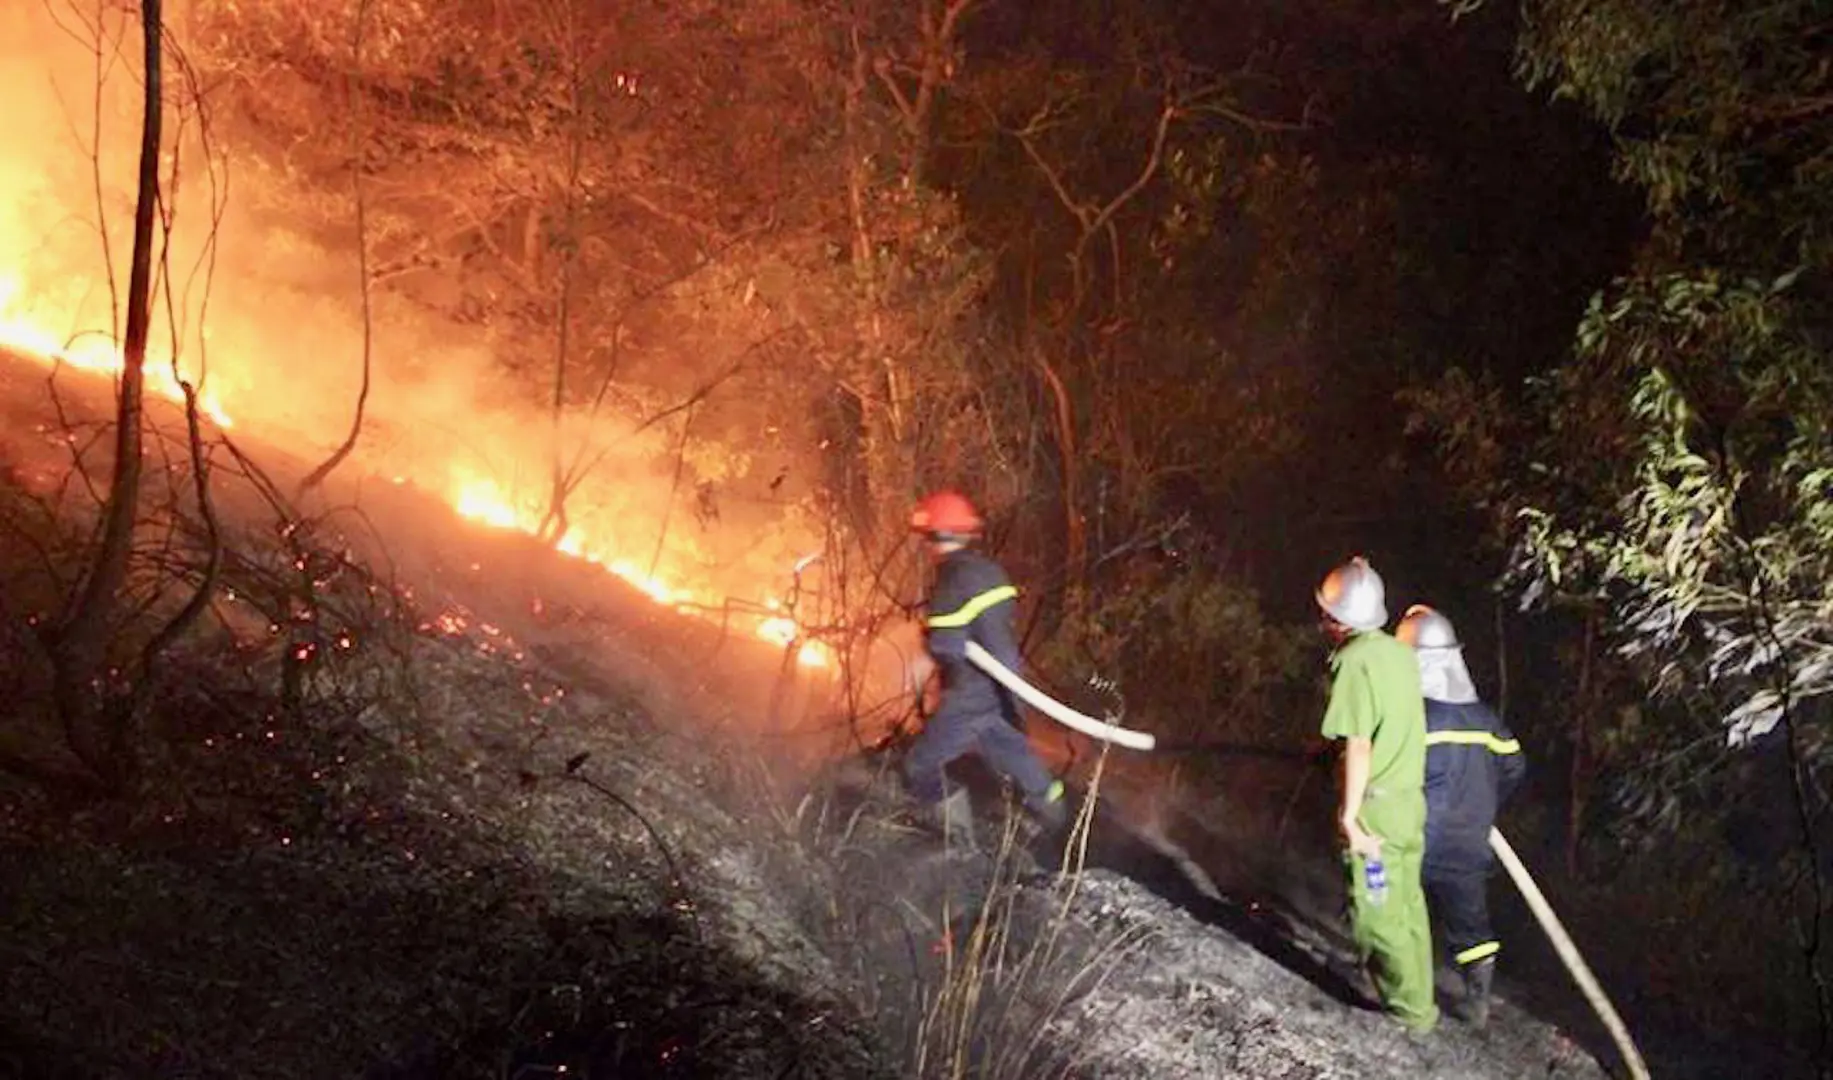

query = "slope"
0;348;1613;1078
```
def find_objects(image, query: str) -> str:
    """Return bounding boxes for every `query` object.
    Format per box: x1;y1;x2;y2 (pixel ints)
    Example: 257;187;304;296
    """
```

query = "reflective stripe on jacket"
1423;698;1526;870
924;549;1022;720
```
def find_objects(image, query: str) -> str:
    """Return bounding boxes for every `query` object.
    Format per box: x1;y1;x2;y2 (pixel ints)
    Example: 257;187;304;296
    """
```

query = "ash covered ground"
0;350;1617;1079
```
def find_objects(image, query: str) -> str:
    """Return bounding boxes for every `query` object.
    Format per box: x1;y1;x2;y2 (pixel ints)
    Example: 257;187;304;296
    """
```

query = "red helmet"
910;489;983;537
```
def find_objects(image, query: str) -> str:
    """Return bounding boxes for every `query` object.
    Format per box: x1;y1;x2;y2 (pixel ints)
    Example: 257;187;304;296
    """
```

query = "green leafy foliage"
1409;4;1832;1050
1513;271;1833;756
1425;0;1833;769
1514;0;1831;269
1037;550;1312;751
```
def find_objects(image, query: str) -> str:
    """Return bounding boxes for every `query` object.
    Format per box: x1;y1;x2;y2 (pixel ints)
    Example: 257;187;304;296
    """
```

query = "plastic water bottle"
1364;858;1388;907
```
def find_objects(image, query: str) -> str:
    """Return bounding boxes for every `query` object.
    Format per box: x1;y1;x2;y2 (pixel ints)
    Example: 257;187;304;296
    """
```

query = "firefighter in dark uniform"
1397;604;1527;1029
903;490;1069;847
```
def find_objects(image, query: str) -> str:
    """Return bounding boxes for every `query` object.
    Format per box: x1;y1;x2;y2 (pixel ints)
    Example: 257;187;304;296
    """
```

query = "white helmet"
1315;556;1388;631
1397;604;1480;703
1396;604;1460;651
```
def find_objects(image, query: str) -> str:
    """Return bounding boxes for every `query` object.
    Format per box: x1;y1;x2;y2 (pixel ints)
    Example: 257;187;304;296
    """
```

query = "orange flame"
0;6;833;681
0;283;829;669
447;471;830;667
0;274;234;428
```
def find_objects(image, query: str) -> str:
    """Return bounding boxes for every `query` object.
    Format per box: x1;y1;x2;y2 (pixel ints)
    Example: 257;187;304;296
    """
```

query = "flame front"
0;8;832;676
0;290;831;669
449;473;830;666
0;275;233;429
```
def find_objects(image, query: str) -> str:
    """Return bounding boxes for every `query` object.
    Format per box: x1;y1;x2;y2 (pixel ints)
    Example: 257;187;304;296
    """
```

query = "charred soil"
0;350;1619;1079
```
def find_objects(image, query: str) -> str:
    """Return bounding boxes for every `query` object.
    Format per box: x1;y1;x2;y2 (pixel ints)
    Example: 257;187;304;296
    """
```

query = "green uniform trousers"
1347;792;1439;1033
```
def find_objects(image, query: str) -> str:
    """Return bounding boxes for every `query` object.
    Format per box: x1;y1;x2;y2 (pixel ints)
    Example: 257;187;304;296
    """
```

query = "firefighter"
1396;604;1526;1029
904;489;1069;848
1315;556;1439;1038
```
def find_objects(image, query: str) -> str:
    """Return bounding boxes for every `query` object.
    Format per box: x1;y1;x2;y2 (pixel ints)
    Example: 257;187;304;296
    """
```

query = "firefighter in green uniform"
1315;556;1439;1038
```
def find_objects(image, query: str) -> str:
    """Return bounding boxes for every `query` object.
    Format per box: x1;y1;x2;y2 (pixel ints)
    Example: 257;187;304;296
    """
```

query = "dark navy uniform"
903;549;1062;811
1422;698;1526;970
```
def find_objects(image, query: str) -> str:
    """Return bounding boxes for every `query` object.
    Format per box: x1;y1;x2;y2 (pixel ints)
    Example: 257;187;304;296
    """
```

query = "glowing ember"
0;274;234;428
756;616;799;648
755;622;828;668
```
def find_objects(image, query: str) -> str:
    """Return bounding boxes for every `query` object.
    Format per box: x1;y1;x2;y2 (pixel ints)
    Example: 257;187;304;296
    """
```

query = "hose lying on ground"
951;654;1644;1074
1490;827;1652;1080
964;641;1157;750
956;646;1638;1069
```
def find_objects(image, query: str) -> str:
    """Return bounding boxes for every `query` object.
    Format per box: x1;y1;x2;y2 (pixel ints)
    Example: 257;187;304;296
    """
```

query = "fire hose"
1488;827;1651;1079
961;642;1646;1072
962;641;1157;750
945;662;1643;1067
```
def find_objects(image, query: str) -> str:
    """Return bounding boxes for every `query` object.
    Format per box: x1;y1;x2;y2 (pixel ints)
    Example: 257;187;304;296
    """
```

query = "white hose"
1489;827;1652;1079
964;641;1157;750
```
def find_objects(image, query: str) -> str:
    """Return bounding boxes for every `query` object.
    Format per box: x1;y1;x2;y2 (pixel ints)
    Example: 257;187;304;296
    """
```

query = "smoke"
0;0;826;609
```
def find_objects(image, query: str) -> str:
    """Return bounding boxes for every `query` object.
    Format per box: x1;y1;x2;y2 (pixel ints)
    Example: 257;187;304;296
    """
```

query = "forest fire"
1;0;1821;1072
0;275;233;429
0;281;831;670
450;470;832;668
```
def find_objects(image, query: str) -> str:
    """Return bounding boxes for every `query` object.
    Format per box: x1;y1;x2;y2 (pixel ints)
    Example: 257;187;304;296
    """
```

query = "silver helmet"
1397;604;1480;704
1396;604;1460;651
1315;556;1388;631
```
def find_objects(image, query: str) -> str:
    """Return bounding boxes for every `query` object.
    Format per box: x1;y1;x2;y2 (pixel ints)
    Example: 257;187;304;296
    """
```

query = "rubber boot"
1029;778;1071;831
1034;793;1070;833
1462;957;1495;1030
930;787;976;851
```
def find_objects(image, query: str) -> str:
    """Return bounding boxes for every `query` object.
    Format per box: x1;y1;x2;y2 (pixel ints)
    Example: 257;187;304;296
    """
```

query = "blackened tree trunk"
50;0;162;785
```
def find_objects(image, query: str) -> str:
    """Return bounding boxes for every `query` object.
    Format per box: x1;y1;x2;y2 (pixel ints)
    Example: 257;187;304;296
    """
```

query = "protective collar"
1417;646;1479;704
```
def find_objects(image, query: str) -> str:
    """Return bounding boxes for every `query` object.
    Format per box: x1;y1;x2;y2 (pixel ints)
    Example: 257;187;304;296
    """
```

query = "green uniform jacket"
1321;627;1439;1032
1321;629;1428;845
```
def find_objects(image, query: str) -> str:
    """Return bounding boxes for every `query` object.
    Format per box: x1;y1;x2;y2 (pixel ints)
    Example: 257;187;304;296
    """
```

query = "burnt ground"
0;348;1624;1079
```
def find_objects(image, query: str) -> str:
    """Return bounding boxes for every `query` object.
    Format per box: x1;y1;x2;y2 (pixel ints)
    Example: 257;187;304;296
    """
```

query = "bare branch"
908;0;976;138
619;188;734;250
48;0;162;786
300;0;377;495
535;0;598;545
71;0;126;345
1007;86;1180;315
131;381;221;712
133;105;228;739
1758;94;1833;124
580;243;753;419
628;328;789;437
874;60;919;125
645;400;698;578
1182;95;1313;133
1079;97;1178;248
866;0;978;178
1014;112;1095;230
546;234;769;520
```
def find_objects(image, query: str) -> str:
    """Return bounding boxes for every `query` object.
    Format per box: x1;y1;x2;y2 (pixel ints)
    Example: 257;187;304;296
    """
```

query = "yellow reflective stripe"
1456;941;1500;965
1425;730;1522;755
1045;780;1065;804
927;584;1018;629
